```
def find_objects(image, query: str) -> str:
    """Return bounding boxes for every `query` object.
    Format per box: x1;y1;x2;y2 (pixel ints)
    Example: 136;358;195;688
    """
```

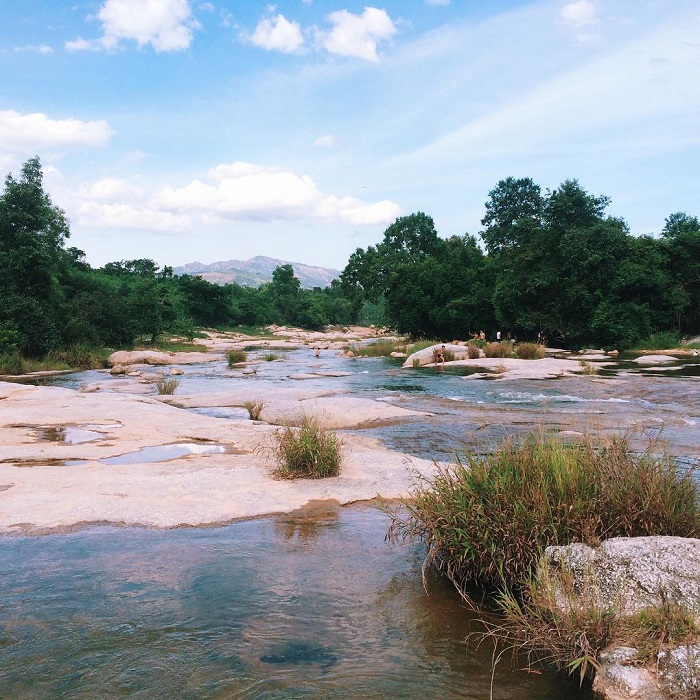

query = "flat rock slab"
0;381;435;533
109;350;222;366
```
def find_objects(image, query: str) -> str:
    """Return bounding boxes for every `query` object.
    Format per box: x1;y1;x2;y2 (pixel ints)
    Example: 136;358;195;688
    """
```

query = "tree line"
341;177;700;348
1;159;699;366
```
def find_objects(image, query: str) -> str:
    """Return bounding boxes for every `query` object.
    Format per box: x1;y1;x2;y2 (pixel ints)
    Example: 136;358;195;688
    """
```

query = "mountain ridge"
173;255;340;289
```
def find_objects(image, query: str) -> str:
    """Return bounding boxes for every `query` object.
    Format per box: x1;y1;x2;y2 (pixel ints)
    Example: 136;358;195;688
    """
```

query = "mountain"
173;256;340;289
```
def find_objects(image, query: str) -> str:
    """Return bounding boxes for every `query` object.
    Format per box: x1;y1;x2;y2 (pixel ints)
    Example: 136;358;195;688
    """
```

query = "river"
2;345;698;698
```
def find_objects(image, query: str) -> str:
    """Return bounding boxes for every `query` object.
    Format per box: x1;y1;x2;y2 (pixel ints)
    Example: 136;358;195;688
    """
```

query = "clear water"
0;505;591;699
6;346;698;698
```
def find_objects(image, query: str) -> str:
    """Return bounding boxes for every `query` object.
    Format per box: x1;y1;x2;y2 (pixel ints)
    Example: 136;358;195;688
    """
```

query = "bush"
467;344;480;359
155;377;179;395
483;341;512;358
390;433;700;592
516;342;546;359
349;340;401;357
635;331;681;350
263;353;280;361
244;399;265;420
271;416;343;479
0;352;23;375
227;349;247;366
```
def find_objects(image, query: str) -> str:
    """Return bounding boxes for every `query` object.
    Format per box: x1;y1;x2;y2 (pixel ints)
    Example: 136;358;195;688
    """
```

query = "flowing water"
4;346;699;698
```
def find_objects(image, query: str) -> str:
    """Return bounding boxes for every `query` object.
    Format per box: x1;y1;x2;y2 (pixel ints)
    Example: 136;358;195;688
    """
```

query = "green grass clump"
272;417;342;479
263;353;280;361
391;433;700;593
155;377;180;395
227;349;247;366
0;352;23;375
578;359;599;375
348;340;402;357
516;342;546;359
635;331;681;350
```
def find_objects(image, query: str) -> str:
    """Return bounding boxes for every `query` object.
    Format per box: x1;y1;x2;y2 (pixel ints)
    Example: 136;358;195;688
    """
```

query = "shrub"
227;349;247;366
467;344;480;359
516;342;546;359
349;340;401;357
0;352;23;375
578;359;598;375
271;416;342;479
263;353;280;361
244;399;265;420
635;331;681;350
155;377;179;395
390;433;700;593
483;341;511;358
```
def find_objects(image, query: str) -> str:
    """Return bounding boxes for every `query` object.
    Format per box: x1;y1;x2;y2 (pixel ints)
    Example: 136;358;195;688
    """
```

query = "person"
496;330;501;342
435;345;445;366
314;346;320;357
479;330;486;340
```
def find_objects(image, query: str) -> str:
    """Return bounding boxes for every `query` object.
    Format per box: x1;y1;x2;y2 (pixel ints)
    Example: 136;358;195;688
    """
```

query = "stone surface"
593;648;663;700
108;350;221;366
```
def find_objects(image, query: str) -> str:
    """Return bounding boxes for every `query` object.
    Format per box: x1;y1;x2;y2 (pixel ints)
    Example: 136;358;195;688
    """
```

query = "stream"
2;346;698;698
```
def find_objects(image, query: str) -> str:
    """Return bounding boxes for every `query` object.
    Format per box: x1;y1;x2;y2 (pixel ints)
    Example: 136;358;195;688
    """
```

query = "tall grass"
634;331;682;350
483;341;513;358
227;349;247;366
516;342;546;359
348;340;403;357
390;433;700;683
271;417;343;479
155;377;180;394
390;433;700;592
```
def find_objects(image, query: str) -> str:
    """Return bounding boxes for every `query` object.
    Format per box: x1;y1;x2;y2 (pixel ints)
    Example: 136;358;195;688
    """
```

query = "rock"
543;536;700;616
109;364;126;375
634;355;676;365
607;349;620;356
108;350;219;366
390;351;407;358
169;368;184;375
593;647;663;700
657;644;700;697
402;344;469;368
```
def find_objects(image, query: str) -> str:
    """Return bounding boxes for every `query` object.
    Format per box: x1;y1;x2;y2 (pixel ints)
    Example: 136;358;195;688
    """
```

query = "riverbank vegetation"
390;433;700;681
2;159;699;373
271;417;343;479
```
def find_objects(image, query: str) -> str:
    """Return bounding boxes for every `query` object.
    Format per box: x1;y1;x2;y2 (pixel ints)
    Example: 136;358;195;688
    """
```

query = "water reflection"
0;506;591;699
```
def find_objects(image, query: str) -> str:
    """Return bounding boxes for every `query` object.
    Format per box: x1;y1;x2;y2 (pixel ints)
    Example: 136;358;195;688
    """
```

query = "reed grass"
155;377;180;395
516;342;546;359
271;417;343;479
390;433;700;592
244;399;265;420
348;340;402;357
227;349;247;366
483;341;512;358
467;344;481;359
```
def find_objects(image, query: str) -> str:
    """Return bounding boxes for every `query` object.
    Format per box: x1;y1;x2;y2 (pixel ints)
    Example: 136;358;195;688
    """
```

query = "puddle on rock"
66;442;226;467
37;426;105;444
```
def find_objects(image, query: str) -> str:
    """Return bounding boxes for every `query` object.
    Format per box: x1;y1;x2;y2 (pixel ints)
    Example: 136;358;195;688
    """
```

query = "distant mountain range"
173;256;340;289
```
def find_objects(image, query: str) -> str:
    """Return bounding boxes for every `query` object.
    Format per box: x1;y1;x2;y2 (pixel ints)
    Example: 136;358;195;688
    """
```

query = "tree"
480;176;544;256
0;157;70;355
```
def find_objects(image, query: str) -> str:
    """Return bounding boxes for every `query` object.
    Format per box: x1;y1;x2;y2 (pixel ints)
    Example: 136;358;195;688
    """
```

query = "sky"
1;0;699;271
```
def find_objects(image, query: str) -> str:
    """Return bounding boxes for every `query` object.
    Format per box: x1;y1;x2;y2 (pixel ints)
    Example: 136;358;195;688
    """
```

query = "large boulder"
108;350;218;366
402;343;469;368
542;536;700;616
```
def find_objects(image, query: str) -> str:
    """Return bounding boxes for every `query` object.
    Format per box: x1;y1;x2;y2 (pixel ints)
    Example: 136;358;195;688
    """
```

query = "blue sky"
1;1;699;270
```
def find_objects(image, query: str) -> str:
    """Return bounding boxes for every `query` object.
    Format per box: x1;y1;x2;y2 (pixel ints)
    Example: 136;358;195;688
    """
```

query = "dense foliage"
1;159;699;368
342;178;700;347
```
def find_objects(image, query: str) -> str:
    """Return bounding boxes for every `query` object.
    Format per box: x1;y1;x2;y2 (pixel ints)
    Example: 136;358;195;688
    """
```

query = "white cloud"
251;13;304;53
314;134;339;148
560;0;599;29
79;177;143;202
322;7;397;61
0;110;113;152
426;0;451;6
156;161;401;225
69;0;199;52
14;44;53;54
77;201;192;232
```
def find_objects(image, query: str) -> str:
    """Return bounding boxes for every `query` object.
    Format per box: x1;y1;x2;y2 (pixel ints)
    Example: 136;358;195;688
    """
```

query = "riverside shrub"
272;417;342;479
391;433;700;592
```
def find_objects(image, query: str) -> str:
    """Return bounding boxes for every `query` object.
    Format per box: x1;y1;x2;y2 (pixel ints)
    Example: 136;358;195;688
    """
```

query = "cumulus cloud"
0;110;113;152
68;0;199;52
156;161;401;225
251;13;304;53
560;0;599;29
77;201;192;232
322;7;397;61
14;44;53;54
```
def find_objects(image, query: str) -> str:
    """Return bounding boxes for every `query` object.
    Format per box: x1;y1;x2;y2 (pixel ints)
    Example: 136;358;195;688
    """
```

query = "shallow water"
9;346;698;698
0;505;591;699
